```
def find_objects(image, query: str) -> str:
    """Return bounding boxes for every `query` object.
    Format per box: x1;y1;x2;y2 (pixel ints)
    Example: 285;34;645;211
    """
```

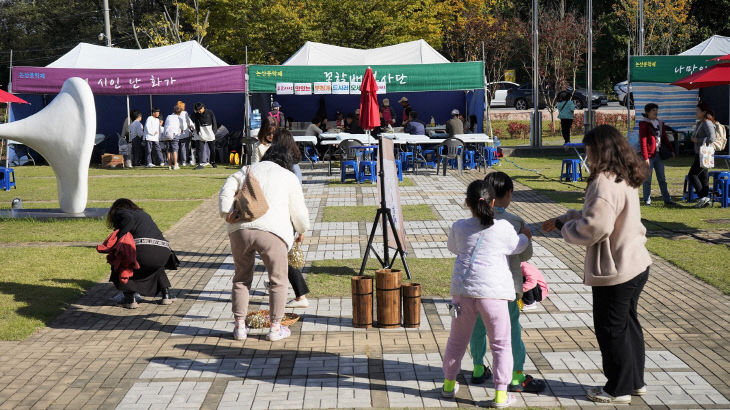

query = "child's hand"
542;218;557;232
520;222;532;239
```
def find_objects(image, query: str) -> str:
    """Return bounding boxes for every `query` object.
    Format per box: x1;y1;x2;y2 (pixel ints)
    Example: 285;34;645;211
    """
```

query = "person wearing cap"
144;108;165;167
446;109;464;138
268;102;286;129
399;97;412;126
381;99;395;127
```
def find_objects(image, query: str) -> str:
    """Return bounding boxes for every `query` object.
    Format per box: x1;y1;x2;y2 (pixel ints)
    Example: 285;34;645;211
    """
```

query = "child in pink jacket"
520;262;548;310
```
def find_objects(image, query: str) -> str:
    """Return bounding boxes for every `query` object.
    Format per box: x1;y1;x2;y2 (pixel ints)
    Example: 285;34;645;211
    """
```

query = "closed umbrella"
359;68;380;132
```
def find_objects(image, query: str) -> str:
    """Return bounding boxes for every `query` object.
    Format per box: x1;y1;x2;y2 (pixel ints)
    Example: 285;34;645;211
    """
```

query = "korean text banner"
629;56;721;83
12;65;246;95
249;62;484;93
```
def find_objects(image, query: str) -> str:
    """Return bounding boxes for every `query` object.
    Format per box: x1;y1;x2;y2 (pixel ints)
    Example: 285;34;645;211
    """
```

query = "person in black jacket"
106;198;174;308
193;102;218;169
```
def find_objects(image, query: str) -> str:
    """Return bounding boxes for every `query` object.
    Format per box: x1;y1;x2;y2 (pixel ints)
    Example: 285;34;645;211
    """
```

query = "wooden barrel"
351;276;373;328
402;283;421;328
375;269;402;328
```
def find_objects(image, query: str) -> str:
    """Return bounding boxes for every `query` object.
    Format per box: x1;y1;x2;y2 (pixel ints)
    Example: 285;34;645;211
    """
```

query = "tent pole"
244;46;250;164
482;41;492;137
5;50;12;169
627;40;631;134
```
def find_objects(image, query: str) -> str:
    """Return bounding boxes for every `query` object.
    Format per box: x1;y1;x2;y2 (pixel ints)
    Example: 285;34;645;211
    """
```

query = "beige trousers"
229;229;288;323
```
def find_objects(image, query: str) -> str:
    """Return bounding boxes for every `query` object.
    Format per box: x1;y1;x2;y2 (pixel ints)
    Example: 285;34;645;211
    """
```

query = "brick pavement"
0;164;729;409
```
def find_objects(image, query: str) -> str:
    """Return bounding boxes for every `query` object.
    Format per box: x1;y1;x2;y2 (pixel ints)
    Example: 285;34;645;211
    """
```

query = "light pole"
585;0;594;132
531;0;541;147
102;0;112;47
638;0;644;55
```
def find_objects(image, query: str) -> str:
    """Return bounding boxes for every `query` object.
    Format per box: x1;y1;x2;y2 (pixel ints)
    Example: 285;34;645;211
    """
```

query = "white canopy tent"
679;35;730;56
282;39;450;66
47;40;228;68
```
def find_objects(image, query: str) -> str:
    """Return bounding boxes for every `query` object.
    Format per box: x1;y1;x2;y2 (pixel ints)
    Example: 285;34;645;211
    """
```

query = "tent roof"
679;35;730;56
282;40;450;66
47;41;228;69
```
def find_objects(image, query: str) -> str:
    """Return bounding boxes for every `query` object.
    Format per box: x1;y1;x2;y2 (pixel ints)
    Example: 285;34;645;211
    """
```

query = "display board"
377;137;407;250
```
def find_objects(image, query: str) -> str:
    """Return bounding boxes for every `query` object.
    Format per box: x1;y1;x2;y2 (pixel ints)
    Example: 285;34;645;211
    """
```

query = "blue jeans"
642;154;672;203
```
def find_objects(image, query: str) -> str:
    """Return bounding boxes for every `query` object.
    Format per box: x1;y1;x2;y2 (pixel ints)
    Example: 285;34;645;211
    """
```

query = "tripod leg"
359;209;384;275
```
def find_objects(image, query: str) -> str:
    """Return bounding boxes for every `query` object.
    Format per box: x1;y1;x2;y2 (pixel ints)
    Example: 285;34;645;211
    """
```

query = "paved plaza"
1;165;729;409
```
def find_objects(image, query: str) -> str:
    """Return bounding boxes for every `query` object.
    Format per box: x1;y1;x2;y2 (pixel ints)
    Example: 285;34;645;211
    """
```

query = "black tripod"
359;135;411;279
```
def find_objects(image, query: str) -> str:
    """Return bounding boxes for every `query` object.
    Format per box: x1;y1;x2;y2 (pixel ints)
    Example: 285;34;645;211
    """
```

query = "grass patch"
328;177;415;187
322;204;435;222
0;247;109;340
308;258;455;297
647;237;730;295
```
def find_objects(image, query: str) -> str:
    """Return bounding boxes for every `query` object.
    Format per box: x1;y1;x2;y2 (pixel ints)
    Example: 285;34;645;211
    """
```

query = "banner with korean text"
249;62;484;93
12;65;246;95
629;56;722;83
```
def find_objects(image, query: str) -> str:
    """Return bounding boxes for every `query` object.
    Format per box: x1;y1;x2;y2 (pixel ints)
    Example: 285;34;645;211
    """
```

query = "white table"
320;134;378;146
293;135;318;168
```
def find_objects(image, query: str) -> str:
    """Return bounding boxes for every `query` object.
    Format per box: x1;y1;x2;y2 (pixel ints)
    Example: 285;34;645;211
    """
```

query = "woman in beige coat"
543;125;651;405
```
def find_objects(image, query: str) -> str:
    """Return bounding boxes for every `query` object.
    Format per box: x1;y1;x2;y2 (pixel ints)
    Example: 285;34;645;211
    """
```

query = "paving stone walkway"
1;165;729;409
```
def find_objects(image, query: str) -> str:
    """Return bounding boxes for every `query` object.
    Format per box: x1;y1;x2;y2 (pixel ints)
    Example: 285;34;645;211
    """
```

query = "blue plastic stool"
464;150;476;169
305;146;319;162
358;161;378;183
341;160;359;183
395;159;404;181
419;146;437;168
560;159;582;182
683;175;699;202
0;167;16;191
711;171;730;208
484;147;500;167
399;151;414;171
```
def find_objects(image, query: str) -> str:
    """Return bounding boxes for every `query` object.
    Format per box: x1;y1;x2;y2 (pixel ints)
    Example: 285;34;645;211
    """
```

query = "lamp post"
102;0;112;47
638;0;644;55
531;0;541;147
585;0;595;132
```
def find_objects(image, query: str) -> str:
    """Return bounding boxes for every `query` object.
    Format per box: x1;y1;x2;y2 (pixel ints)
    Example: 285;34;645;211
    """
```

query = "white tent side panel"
282;39;450;66
48;41;228;68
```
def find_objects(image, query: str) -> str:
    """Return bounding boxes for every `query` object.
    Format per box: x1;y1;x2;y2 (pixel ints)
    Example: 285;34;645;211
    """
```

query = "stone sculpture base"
0;208;108;220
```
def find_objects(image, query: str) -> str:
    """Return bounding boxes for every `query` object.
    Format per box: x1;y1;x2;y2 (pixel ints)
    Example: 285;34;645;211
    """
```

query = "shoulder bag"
226;167;270;224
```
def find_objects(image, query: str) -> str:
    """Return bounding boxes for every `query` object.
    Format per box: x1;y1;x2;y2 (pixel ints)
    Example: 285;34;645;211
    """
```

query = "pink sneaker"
233;321;247;341
267;325;291;341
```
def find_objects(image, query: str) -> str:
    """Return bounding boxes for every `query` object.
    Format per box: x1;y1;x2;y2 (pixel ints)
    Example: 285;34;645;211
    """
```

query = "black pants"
688;154;710;198
522;284;542;305
561;118;573;143
592;268;649;396
288;265;309;298
131;137;146;166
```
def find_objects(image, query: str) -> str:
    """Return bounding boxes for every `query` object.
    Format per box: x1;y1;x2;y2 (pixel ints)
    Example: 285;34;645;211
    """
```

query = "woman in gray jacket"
688;102;717;208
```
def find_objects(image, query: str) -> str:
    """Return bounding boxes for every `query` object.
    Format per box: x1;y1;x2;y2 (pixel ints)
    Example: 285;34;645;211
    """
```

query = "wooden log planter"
375;269;402;328
401;283;421;328
351;276;373;328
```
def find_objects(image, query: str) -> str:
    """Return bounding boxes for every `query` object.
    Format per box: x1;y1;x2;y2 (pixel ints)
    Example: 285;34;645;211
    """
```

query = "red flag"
359;68;380;130
0;89;29;104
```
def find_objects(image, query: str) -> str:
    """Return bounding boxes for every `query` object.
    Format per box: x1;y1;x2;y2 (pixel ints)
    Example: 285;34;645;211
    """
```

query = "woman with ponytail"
440;179;532;408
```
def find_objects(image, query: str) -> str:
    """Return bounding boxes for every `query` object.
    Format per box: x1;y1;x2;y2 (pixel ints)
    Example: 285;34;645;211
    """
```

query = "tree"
613;0;697;55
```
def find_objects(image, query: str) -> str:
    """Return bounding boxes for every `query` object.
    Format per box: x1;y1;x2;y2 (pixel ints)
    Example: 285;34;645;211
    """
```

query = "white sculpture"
0;78;96;214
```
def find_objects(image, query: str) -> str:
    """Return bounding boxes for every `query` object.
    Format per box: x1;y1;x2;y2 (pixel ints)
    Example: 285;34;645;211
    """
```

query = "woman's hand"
691;136;697;143
542;218;557;232
645;159;650;166
295;234;304;243
520;222;532;240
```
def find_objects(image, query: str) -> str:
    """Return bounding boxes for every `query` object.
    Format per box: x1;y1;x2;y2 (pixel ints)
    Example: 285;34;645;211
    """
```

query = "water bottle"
495;136;501;147
251;109;262;130
430;116;436;127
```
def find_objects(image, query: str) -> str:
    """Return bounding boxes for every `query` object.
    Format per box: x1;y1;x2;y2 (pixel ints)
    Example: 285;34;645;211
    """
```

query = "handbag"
699;143;715;169
226;167;269;224
288;242;304;270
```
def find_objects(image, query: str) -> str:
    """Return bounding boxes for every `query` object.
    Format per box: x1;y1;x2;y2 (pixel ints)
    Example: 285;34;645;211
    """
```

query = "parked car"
567;88;607;109
614;81;634;108
505;84;550;110
486;81;519;107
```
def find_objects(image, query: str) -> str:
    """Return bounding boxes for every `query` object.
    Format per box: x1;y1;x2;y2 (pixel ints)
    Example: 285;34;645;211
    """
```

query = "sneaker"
286;298;309;308
440;381;460;398
160;288;174;305
211;163;218;168
522;302;537;311
168;166;172;170
694;197;711;208
146;163;154;168
664;200;680;208
642;201;651;206
493;393;517;408
633;385;647;396
508;375;546;393
470;366;492;384
194;164;205;170
587;387;631;404
267;325;291;341
173;164;180;170
233;320;247;341
121;293;138;309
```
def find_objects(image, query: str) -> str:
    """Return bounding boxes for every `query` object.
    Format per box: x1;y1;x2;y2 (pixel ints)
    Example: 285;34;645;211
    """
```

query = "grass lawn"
500;153;730;294
307;258;454;297
0;247;109;340
0;165;222;340
322;204;436;222
328;177;415;187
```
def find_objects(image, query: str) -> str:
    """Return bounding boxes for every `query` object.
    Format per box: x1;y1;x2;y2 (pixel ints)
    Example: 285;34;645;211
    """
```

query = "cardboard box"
101;154;125;168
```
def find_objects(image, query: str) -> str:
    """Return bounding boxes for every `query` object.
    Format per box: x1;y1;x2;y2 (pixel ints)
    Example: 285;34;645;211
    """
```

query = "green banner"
248;62;484;93
630;55;722;83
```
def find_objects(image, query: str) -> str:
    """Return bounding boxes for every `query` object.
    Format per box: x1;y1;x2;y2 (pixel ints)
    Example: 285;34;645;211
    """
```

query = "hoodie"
638;115;673;160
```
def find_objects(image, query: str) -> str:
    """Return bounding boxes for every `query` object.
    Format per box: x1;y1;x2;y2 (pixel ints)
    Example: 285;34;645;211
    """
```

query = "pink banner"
12;65;246;95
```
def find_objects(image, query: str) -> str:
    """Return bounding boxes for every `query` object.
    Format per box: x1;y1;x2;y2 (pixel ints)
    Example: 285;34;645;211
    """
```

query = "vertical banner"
377;137;407;250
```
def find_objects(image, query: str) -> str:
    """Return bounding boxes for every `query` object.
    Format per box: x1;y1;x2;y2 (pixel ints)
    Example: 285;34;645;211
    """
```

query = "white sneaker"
286;298;309;308
633;385;647;396
146;164;154;168
440;382;460;398
173;165;180;170
694;196;711;208
587;387;631;404
267;325;291;341
233;320;247;341
522;302;537;311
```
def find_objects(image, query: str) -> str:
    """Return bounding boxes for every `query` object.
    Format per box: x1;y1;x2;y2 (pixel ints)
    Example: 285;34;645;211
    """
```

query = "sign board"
249;62;485;93
349;81;361;94
332;82;349;94
504;69;516;83
377;137;407;250
629;55;722;83
376;81;387;94
313;82;331;94
294;83;312;95
276;82;294;95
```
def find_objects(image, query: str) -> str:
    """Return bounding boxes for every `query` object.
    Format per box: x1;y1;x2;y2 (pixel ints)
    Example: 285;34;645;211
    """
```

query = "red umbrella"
359;68;380;130
671;62;730;89
0;89;28;104
710;54;730;62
